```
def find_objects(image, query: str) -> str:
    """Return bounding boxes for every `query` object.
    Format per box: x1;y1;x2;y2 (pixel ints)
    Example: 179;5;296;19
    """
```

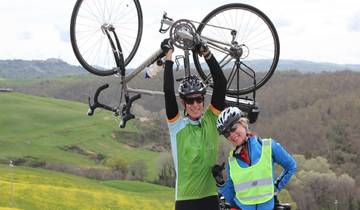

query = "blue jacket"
219;136;297;210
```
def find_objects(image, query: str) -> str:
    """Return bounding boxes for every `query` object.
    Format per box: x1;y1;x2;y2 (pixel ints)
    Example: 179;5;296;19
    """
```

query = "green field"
0;165;174;210
0;92;161;180
0;92;174;209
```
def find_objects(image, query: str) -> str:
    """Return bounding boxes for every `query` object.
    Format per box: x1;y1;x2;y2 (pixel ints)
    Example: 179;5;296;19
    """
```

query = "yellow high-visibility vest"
228;139;274;205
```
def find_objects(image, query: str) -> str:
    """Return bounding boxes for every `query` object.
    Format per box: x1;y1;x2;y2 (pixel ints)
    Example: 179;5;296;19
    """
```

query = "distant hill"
0;58;86;79
1;58;360;80
199;59;360;73
276;59;360;72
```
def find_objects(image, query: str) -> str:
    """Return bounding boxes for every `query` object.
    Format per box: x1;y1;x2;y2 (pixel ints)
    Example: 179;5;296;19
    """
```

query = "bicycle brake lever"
87;96;95;116
119;93;141;128
87;84;109;116
87;84;118;116
119;112;135;128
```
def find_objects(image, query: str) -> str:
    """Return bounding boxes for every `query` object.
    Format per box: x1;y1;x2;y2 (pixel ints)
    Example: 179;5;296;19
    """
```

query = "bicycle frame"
87;13;260;128
123;15;235;85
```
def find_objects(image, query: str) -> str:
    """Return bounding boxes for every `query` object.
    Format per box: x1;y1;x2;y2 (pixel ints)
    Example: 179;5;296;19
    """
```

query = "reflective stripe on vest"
228;138;274;205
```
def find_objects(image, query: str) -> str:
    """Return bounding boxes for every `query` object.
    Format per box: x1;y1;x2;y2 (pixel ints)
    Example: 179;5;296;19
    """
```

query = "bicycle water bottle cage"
175;55;185;71
225;96;260;124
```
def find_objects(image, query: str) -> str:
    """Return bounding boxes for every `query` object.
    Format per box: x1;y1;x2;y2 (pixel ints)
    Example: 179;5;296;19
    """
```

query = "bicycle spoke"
71;0;142;76
203;72;213;84
220;56;233;69
226;64;238;91
194;3;279;95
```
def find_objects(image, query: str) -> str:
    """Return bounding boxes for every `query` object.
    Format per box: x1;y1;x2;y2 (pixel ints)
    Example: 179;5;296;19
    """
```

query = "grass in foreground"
0;165;174;210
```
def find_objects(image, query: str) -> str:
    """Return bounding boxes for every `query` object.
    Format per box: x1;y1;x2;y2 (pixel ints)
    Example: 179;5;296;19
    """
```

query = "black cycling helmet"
178;75;207;98
216;107;243;135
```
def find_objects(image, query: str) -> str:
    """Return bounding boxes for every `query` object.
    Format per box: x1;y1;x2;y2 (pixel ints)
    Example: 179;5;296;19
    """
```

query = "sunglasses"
224;122;241;138
183;96;204;105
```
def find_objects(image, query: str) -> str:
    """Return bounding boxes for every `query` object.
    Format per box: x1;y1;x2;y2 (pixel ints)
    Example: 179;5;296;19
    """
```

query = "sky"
1;0;360;66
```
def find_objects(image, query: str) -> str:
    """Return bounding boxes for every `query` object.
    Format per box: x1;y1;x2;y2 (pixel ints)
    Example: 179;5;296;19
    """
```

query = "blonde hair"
238;117;249;131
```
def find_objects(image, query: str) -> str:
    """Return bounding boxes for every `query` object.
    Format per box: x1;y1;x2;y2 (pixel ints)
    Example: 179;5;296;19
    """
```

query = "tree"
104;156;128;179
290;155;358;210
335;174;358;210
155;152;175;187
128;159;148;181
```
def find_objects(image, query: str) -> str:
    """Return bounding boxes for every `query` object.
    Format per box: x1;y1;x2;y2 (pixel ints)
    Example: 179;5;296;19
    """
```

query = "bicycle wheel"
70;0;143;76
193;3;280;95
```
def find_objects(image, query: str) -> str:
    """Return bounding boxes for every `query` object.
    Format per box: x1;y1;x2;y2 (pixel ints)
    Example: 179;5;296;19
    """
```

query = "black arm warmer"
206;55;227;111
163;60;179;120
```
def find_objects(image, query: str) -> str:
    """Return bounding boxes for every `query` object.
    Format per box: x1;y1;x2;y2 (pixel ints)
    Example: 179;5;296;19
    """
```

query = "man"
162;38;226;210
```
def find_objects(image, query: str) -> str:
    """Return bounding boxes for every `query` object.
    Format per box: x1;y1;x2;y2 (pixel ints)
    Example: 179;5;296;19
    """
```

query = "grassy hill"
0;59;85;79
0;164;174;210
0;92;162;180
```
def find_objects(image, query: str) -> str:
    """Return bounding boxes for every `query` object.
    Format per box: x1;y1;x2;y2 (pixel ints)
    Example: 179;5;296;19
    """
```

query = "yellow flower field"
0;165;174;210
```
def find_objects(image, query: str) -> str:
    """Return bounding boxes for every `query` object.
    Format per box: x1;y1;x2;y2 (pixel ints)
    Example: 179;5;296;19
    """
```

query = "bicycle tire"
193;3;280;95
70;0;143;76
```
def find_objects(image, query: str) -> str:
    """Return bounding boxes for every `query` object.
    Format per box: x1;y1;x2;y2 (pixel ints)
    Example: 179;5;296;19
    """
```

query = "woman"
162;38;226;210
215;107;297;210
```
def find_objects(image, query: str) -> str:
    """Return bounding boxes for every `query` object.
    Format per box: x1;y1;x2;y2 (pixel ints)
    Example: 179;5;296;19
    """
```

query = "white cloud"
0;0;359;65
17;31;32;40
348;10;360;32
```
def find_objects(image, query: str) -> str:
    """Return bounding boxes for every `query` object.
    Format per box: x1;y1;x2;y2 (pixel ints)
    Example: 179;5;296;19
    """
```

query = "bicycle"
70;0;280;128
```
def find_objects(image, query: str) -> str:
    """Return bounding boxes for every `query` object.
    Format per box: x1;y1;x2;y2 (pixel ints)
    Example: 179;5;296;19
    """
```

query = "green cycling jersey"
168;105;220;200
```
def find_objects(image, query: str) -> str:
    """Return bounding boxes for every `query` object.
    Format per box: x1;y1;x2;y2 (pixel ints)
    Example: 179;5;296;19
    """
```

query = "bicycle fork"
87;25;141;128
